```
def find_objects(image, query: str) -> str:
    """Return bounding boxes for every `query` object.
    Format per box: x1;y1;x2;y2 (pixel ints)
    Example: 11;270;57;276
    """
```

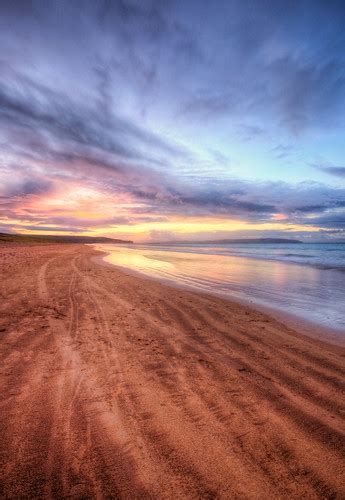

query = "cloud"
121;177;345;230
271;144;293;159
0;1;345;239
1;1;345;138
3;171;345;234
0;69;187;164
307;212;345;229
18;225;86;233
314;164;345;178
0;177;53;198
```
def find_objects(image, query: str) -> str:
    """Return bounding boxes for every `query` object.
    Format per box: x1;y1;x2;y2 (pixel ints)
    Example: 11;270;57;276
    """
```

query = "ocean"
95;242;345;333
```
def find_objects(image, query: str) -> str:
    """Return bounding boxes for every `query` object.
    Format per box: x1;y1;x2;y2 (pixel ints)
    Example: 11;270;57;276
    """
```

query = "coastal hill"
200;238;303;244
0;232;133;245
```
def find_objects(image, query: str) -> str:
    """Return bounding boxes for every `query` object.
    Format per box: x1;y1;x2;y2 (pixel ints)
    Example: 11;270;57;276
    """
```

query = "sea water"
95;242;345;334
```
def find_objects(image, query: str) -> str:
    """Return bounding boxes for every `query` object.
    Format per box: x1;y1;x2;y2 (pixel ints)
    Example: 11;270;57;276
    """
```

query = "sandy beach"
0;243;344;498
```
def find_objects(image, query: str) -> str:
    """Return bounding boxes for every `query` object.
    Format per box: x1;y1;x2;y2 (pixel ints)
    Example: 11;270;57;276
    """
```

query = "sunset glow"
1;3;345;497
0;1;344;242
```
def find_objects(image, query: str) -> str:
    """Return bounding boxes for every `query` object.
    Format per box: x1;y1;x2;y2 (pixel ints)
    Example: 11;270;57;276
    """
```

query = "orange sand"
0;244;344;498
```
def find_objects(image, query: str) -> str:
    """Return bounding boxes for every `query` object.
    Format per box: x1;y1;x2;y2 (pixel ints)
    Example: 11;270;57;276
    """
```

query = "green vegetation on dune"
0;233;133;244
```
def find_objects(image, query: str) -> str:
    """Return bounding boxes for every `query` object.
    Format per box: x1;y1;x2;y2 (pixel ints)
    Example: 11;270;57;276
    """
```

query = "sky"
0;0;345;242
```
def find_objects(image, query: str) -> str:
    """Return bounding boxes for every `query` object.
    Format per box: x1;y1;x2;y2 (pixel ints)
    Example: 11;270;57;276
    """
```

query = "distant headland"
151;238;303;245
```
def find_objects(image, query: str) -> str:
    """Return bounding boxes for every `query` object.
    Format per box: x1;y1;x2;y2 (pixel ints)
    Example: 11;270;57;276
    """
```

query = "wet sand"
0;244;344;498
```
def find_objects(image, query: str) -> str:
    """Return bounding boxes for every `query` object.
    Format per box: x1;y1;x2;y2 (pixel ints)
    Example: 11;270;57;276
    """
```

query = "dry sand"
0;244;344;498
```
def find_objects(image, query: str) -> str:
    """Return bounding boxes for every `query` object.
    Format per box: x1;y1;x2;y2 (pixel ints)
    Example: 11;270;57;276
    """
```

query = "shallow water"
95;243;345;333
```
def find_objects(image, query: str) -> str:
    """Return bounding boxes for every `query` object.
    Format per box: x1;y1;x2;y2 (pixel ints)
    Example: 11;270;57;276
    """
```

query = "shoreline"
1;243;344;497
95;247;345;347
109;242;345;273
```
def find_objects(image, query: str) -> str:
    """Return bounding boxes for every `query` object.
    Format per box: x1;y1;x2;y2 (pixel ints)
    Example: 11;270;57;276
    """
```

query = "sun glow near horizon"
5;212;320;243
0;0;344;242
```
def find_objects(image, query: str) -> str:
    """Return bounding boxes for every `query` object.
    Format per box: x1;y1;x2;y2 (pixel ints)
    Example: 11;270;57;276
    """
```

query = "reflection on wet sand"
97;245;345;333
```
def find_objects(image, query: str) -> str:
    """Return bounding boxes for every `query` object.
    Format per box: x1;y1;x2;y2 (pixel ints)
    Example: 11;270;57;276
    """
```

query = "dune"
0;243;344;498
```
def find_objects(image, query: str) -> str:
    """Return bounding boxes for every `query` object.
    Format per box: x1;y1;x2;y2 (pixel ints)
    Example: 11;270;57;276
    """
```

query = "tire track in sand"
1;245;344;498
